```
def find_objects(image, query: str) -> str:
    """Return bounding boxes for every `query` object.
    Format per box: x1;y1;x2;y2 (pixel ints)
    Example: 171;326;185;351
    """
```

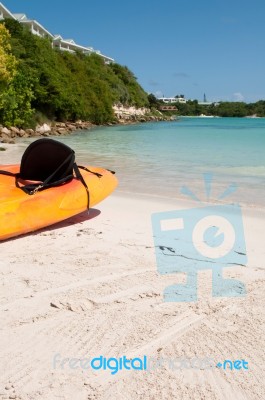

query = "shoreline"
0;114;175;145
1;141;264;211
1;114;263;145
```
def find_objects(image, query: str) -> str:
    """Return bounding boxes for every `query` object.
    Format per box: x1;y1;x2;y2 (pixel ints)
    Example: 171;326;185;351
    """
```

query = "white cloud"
154;90;163;98
233;92;244;101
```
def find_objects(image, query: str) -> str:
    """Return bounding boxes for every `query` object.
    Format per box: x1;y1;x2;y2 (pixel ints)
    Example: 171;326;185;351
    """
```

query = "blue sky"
3;0;265;102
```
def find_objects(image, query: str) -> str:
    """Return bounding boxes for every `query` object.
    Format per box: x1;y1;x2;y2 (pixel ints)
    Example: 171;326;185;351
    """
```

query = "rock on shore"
0;113;176;144
0;121;94;144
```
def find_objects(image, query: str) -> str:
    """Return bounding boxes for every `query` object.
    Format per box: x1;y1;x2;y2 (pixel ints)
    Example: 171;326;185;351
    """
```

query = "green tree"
214;102;248;117
0;18;150;126
0;23;17;89
0;69;35;127
0;21;36;127
148;93;160;108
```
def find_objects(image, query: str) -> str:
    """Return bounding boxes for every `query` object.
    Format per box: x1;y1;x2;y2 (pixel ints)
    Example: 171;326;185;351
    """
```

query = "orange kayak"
0;164;118;241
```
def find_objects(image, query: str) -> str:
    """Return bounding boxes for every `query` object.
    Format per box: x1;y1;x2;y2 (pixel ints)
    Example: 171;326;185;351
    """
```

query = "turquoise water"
21;117;265;207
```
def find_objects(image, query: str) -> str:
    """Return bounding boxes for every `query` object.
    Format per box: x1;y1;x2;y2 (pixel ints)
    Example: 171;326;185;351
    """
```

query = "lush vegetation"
172;100;265;117
155;98;265;118
1;19;265;128
0;19;149;127
148;94;265;118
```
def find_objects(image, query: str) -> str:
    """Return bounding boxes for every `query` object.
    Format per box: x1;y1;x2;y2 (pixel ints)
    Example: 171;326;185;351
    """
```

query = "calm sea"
20;117;265;208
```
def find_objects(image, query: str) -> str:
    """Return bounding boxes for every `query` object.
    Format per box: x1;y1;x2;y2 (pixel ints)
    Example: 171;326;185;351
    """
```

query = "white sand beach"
0;144;265;399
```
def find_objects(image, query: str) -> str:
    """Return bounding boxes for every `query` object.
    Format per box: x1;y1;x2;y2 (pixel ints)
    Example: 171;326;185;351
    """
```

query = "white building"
0;2;14;20
198;102;219;106
158;97;187;104
0;2;114;63
13;13;54;40
52;35;114;63
53;35;94;54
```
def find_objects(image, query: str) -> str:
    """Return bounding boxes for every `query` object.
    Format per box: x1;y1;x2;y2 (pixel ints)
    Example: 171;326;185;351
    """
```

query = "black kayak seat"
19;138;75;183
0;138;104;208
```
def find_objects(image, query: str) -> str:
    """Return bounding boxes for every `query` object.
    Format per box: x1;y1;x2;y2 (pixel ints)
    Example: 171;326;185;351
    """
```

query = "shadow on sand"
3;208;101;242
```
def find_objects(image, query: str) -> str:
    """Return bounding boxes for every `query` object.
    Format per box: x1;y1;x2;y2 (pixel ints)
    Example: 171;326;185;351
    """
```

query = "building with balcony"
0;2;114;63
52;35;114;63
158;97;187;104
13;13;54;40
0;2;13;20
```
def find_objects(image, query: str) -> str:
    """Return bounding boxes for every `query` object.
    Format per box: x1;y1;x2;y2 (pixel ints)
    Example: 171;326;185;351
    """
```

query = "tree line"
0;19;149;128
148;94;265;118
176;100;265;117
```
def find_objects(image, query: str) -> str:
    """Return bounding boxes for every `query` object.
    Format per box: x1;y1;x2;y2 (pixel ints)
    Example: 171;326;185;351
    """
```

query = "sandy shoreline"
0;188;264;399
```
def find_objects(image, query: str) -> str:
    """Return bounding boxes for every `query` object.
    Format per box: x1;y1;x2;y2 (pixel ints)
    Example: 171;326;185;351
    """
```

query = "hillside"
0;19;149;128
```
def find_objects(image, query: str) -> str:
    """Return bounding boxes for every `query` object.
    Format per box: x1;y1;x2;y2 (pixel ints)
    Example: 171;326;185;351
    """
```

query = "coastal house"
52;35;114;63
0;2;14;20
158;97;187;104
13;13;54;40
159;105;177;111
93;50;114;65
53;35;93;54
0;2;114;63
198;101;220;106
198;101;214;106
